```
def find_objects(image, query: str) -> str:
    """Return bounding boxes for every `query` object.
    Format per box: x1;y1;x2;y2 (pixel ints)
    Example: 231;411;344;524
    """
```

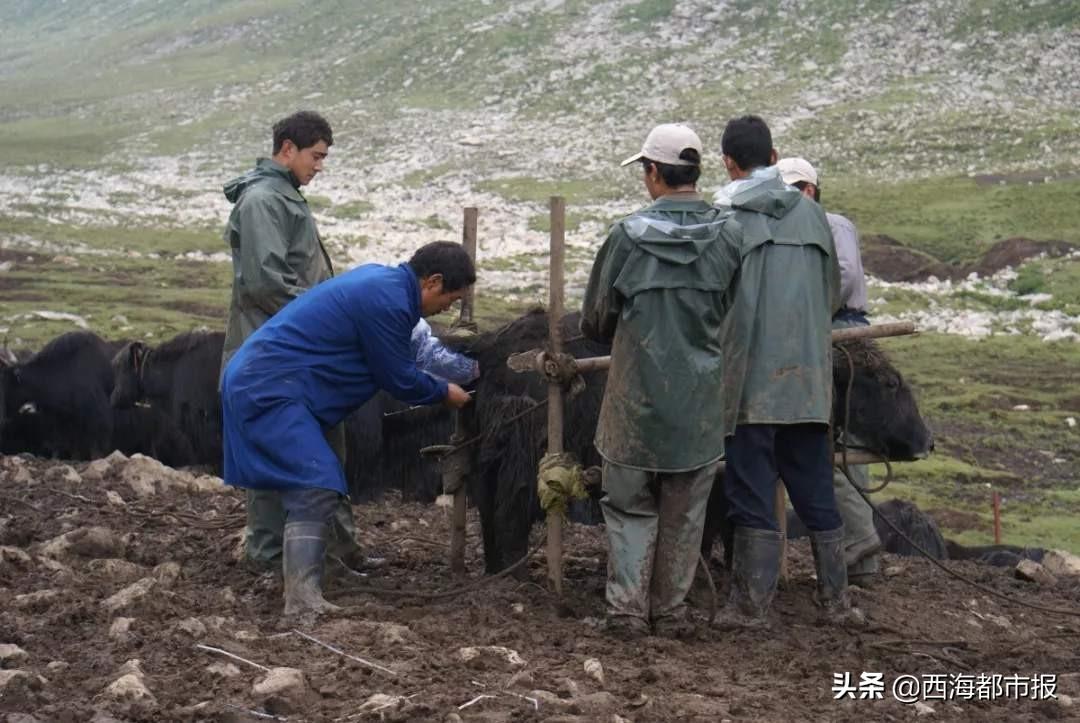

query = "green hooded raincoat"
717;169;841;433
221;158;334;368
581;194;741;472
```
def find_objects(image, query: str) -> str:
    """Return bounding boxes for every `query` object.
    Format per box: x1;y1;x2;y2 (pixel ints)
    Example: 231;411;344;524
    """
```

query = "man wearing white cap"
777;156;881;587
581;123;741;639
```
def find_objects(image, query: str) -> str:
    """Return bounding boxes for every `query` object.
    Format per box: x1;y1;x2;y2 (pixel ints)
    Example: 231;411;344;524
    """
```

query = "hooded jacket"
220;158;334;370
716;167;841;432
581;194;740;472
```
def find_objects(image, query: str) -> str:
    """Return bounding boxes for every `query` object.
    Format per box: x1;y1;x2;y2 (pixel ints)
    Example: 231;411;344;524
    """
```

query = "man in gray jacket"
778;157;880;586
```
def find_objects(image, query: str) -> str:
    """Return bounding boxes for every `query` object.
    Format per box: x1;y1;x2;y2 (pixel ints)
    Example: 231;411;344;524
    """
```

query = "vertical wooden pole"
547;196;566;596
460;207;478;327
775;480;788;582
992;491;1001;545
449;207;479;576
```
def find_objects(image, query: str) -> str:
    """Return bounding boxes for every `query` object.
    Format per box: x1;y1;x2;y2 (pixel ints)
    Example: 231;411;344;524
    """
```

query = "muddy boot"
847;551;881;589
713;527;782;631
602;614;650;640
811;527;866;627
283;521;341;616
652;609;697;640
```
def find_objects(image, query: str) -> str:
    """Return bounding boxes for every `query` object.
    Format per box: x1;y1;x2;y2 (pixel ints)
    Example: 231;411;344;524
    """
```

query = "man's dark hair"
409;242;477;292
642;147;701;187
272;111;334;154
793;180;821;203
721;115;772;171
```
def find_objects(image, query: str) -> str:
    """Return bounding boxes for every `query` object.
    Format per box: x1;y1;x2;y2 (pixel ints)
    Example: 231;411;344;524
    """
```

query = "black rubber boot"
810;526;866;627
713;527;783;631
283;521;341;616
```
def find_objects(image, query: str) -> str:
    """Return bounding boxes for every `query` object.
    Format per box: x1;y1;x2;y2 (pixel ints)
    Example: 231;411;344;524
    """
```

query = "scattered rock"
1042;549;1080;576
0;644;29;669
13;589;60;610
1015;560;1057;586
0;669;41;696
528;689;578;711
109;618;135;642
457;646;526;670
177;617;207;637
102;578;156;612
914;701;935;716
1059;694;1073;708
102;674;153;703
205;662;241;678
82;452;126;482
153;561;182;586
507;669;535;689
0;546;32;572
578;691;617;711
357;693;407;713
87;558;145;582
46;661;69;673
253;666;307;697
584;658;604;687
884;565;903;577
105;491;127;507
556;677;580;698
39;526;125;559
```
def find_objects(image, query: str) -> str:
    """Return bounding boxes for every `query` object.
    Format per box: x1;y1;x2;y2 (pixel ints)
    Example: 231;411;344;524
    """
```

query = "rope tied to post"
539;350;587;398
537;452;588;516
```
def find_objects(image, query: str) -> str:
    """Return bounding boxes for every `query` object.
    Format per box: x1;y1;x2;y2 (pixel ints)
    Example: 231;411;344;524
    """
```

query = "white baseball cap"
620;123;703;167
777;157;819;186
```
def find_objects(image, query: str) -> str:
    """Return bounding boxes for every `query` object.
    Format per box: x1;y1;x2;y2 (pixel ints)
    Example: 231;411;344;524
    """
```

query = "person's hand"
444;383;472;409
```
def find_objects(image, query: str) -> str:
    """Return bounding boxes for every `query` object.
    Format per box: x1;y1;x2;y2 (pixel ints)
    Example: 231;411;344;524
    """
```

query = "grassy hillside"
0;0;1078;550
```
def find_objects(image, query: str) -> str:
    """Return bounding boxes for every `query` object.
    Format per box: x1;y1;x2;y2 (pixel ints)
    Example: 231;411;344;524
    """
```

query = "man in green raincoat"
220;110;358;572
581;123;741;639
712;115;862;629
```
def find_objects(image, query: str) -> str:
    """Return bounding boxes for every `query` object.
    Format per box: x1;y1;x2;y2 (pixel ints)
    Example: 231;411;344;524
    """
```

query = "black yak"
450;309;934;574
110;331;225;469
0;331;115;460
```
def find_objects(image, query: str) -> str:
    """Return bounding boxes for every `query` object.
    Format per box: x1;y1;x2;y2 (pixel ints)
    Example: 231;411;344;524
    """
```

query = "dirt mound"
967;238;1076;278
1;453;1078;721
861;235;955;282
862;235;1076;283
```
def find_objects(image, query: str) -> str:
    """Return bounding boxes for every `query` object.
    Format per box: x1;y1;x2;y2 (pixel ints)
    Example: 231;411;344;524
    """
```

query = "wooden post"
547;196;566;595
992;491;1001;545
460;207;478;327
449;207;478;575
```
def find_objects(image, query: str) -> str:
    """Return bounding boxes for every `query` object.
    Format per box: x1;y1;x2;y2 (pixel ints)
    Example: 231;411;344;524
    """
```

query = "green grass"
864;332;1080;552
829;177;1080;264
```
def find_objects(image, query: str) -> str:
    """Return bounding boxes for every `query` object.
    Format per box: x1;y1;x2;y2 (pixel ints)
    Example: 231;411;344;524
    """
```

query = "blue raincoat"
221;263;448;494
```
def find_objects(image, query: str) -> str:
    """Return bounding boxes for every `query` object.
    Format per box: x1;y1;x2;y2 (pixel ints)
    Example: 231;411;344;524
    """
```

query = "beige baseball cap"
620;123;703;167
777;157;819;186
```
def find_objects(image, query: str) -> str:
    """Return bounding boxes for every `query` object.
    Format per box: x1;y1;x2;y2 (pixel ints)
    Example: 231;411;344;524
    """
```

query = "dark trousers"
280;487;342;525
724;423;842;533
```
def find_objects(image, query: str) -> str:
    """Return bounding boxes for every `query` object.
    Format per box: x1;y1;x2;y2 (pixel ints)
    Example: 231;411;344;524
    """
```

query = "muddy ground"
1;453;1079;723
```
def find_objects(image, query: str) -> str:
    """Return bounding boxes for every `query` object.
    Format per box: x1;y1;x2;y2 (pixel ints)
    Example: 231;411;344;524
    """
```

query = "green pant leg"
245;488;285;564
600;461;659;621
324;423;359;559
651;461;719;621
833;460;881;568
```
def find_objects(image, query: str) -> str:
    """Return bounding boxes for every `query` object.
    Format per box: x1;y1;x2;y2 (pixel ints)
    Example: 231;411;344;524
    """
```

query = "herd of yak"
0;309;1045;571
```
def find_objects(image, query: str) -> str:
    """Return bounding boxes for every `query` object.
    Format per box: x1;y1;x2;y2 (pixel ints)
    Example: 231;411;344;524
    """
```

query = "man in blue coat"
222;241;475;615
